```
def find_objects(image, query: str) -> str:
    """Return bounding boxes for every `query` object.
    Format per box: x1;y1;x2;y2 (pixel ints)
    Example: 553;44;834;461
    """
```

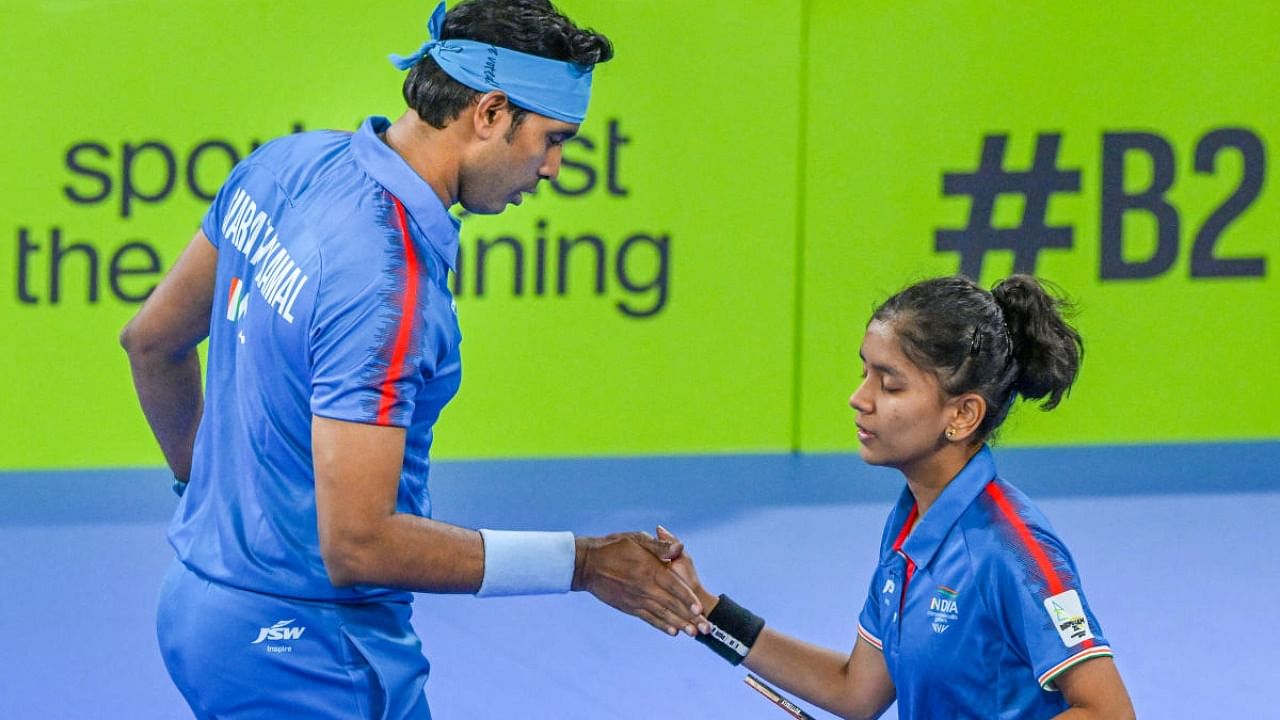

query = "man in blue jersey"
120;1;707;717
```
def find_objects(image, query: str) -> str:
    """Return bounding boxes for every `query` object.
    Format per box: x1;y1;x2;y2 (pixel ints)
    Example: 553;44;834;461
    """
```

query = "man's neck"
382;111;461;208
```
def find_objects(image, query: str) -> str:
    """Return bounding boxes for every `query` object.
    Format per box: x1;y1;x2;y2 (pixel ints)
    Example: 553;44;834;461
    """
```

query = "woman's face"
848;320;954;471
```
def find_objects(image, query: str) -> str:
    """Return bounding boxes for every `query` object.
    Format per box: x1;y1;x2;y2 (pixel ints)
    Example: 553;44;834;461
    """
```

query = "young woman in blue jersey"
666;275;1135;719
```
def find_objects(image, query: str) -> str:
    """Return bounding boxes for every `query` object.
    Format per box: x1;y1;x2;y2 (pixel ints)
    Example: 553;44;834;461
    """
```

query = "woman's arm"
658;527;896;720
745;629;895;720
1052;656;1135;719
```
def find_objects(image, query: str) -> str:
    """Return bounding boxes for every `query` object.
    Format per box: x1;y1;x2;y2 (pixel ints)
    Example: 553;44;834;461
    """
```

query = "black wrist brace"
696;594;765;665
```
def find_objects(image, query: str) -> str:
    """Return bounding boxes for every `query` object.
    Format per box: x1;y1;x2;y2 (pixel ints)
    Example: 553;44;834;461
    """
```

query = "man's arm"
120;231;218;482
312;416;707;636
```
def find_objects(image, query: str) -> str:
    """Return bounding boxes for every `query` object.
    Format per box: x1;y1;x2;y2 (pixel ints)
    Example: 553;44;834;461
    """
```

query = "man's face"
458;110;578;214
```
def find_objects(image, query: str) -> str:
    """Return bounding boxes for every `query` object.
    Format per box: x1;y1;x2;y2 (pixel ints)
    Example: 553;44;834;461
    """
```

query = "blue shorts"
157;560;431;720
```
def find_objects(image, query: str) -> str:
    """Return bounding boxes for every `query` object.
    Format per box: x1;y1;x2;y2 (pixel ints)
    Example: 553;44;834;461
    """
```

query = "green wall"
1;1;1275;469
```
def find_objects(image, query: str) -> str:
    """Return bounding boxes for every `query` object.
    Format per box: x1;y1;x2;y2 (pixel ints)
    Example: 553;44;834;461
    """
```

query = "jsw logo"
251;619;306;645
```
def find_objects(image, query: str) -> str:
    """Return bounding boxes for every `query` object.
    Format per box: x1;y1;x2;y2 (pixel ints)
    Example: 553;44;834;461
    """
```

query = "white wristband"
476;529;576;597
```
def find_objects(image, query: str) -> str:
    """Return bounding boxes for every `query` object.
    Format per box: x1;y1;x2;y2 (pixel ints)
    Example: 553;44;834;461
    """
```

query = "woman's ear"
945;393;986;443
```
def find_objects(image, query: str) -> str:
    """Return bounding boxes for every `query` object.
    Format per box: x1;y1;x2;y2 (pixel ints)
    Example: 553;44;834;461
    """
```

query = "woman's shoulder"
961;477;1085;595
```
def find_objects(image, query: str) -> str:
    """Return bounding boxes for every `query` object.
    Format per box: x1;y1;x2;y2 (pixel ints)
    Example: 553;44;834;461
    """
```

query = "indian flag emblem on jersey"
226;277;249;322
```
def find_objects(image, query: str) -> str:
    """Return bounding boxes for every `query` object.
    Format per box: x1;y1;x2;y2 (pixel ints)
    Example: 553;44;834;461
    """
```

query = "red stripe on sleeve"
985;482;1096;649
376;198;421;425
985;482;1065;595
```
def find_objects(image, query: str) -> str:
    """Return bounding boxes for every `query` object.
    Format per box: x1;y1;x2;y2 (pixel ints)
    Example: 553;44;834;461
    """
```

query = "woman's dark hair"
871;274;1084;439
402;0;614;131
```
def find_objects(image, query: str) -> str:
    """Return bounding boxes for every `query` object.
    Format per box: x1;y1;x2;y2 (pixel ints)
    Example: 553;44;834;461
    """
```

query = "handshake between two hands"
574;525;715;638
577;527;815;719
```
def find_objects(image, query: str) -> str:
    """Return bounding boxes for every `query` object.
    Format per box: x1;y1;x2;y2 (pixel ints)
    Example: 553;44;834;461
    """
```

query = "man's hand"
573;532;708;637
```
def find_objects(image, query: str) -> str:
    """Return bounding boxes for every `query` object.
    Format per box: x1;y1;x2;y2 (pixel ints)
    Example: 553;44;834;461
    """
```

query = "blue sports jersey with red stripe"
856;447;1113;718
168;116;462;603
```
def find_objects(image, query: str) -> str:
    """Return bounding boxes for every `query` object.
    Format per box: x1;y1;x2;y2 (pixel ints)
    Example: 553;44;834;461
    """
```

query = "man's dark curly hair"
402;0;613;133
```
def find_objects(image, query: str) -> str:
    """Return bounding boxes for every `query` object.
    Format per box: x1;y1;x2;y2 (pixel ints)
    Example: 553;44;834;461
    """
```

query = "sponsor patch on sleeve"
1043;589;1094;648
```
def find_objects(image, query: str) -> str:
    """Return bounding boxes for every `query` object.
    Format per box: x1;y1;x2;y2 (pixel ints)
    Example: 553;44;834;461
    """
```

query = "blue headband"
390;1;594;124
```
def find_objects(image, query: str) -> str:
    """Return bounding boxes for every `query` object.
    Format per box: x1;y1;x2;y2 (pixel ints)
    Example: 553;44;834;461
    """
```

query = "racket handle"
744;674;817;720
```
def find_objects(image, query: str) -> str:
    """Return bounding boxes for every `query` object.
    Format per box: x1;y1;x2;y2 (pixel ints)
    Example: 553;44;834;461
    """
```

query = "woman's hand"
656;525;718;617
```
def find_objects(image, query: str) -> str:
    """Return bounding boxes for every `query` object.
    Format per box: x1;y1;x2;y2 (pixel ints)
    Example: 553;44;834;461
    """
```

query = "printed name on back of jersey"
1043;589;1094;647
219;186;310;324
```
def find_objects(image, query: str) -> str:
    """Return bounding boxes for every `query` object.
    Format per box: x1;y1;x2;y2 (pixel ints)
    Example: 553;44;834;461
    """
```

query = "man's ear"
472;91;512;140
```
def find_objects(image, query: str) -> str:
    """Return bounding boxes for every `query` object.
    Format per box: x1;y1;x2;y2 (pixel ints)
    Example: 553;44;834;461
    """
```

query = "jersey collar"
893;445;998;571
351;116;461;271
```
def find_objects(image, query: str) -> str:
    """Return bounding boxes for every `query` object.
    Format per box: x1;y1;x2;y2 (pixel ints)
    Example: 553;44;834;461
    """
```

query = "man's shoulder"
235;129;365;199
251;128;353;165
240;129;391;237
